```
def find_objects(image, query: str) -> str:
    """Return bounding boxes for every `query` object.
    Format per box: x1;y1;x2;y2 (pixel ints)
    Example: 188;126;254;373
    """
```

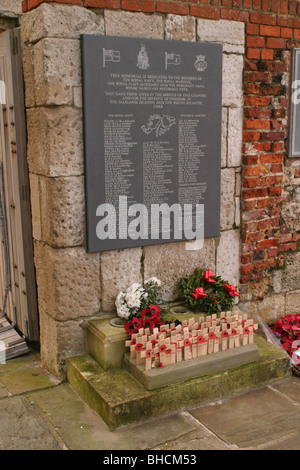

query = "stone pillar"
20;3;105;378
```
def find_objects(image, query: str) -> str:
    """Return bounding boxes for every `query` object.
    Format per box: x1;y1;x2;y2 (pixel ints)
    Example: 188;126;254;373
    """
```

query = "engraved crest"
194;55;207;72
137;44;150;70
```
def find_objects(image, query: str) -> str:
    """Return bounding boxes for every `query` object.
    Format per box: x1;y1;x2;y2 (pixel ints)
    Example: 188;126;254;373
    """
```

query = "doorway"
0;28;39;348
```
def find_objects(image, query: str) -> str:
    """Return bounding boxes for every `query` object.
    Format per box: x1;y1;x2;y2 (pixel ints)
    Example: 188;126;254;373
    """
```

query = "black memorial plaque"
82;35;222;253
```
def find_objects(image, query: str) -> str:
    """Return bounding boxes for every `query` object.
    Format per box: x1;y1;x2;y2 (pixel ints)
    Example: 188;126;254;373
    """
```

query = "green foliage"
178;268;236;314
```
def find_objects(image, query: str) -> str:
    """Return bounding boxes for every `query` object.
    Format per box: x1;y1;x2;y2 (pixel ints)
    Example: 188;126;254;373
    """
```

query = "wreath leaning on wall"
178;268;240;315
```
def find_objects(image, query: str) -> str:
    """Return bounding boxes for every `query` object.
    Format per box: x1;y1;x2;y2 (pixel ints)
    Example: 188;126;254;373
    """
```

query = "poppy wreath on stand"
273;314;300;373
178;268;240;315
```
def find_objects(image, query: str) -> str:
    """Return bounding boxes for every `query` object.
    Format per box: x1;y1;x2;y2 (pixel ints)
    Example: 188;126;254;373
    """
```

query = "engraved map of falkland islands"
82;35;222;253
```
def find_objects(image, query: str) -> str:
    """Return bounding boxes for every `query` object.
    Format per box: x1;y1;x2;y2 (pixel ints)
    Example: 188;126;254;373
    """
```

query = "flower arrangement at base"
178;268;239;314
115;277;169;336
273;314;300;367
124;304;165;337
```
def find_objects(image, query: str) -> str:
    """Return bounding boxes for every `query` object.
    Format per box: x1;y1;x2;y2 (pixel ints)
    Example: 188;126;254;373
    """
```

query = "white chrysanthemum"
117;305;131;319
145;277;161;286
126;283;142;294
115;291;131;319
125;291;141;309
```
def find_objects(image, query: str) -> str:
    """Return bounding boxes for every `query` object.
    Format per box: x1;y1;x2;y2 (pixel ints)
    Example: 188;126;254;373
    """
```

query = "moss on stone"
67;333;291;430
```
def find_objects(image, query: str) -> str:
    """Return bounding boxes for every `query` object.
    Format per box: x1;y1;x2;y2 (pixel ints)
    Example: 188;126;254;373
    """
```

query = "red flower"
192;287;207;299
203;269;216;283
159;344;167;353
124;320;138;336
243;327;250;335
151;339;158;347
156;362;164;368
208;332;216;340
135;343;144;351
146;349;152;359
224;283;240;297
143;319;156;331
149;304;161;316
184;338;191;347
140;308;153;320
222;330;229;338
197;335;206;344
132;317;143;329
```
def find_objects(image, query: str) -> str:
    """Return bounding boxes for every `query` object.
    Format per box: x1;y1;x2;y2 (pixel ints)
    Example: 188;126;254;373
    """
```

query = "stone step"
67;334;291;430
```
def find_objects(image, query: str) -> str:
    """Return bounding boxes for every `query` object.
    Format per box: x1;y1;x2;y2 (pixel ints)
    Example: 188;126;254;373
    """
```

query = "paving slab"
190;384;300;449
0;349;40;373
27;383;202;450
0;395;61;450
272;376;300;404
0;366;59;395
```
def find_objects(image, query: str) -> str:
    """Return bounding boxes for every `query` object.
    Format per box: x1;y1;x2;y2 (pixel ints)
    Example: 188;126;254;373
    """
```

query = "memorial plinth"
86;316;127;370
123;344;260;390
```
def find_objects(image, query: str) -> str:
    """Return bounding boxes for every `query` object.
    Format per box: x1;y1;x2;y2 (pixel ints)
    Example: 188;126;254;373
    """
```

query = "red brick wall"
22;0;300;300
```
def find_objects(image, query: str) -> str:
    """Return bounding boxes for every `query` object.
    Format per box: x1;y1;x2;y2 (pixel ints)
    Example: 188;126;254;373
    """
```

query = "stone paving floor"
0;348;300;451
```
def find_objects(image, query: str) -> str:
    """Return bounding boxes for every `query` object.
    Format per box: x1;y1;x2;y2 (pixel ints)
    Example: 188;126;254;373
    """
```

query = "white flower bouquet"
115;277;162;321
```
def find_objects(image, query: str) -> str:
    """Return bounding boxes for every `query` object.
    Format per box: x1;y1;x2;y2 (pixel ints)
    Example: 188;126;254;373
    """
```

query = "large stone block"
258;294;286;324
29;173;42;241
86;316;128;370
100;247;143;312
27;107;84;177
143;238;216;301
227;107;243;168
281;185;300;233
34;242;101;322
197;19;245;53
221;107;228;168
0;0;21;17
222;54;243;107
240;294;285;325
39;175;85;247
22;45;35;108
286;290;300;314
220;168;235;230
216;229;240;288
32;38;81;106
165;14;196;41
20;3;104;43
39;307;88;380
282;252;300;293
104;10;164;39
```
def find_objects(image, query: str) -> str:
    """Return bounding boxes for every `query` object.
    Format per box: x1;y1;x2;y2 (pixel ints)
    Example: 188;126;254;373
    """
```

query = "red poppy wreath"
178;268;239;315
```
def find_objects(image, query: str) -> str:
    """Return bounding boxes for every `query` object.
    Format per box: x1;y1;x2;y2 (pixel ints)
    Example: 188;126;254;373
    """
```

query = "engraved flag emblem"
165;52;181;70
103;48;121;67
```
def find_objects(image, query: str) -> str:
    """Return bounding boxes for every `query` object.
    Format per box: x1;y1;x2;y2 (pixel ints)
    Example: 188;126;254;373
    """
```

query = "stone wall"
18;0;300;378
0;0;21;29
